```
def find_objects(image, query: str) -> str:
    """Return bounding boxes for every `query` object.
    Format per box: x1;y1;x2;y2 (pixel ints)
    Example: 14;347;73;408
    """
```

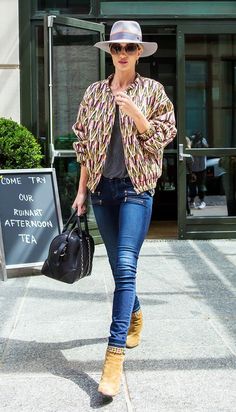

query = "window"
37;0;90;14
185;61;208;139
185;34;236;148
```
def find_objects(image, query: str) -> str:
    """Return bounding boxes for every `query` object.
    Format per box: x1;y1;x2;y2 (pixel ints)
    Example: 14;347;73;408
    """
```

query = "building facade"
1;1;236;238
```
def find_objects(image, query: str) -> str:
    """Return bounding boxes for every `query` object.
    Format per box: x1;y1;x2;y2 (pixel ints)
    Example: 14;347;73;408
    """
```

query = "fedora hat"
94;20;158;58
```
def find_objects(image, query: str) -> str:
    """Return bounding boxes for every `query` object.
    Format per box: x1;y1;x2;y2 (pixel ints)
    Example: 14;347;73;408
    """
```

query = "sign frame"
0;220;7;281
0;168;63;280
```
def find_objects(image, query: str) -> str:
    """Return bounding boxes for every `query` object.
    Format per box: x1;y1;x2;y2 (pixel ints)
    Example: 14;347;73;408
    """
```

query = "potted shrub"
0;118;43;169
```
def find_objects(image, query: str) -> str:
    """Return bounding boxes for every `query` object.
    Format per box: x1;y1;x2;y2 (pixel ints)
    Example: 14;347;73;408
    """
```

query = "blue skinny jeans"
90;176;153;348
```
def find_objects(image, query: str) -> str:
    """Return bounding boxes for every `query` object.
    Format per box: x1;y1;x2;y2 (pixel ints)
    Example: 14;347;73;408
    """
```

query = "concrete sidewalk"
1;239;236;411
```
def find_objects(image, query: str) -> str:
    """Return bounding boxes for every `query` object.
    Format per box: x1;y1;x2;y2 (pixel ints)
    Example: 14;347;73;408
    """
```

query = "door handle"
179;144;192;161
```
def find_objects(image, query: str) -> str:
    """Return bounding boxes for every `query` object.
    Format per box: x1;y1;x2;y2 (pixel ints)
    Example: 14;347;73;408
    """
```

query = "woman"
185;136;194;216
72;20;177;397
189;131;208;209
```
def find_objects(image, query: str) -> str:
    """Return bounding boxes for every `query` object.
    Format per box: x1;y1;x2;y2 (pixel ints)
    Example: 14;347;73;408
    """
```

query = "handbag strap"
76;213;89;236
62;209;78;232
63;210;90;237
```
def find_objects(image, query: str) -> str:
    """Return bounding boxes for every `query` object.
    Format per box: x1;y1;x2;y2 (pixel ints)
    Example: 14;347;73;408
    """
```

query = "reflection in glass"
158;154;177;192
54;157;96;226
185;61;207;138
37;0;90;14
54;157;79;221
185;34;236;148
35;24;101;158
187;156;236;217
185;136;193;216
188;132;208;212
152;154;177;220
52;26;100;150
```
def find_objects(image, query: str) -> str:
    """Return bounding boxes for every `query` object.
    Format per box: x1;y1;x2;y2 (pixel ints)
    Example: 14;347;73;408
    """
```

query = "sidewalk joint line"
210;319;236;358
1;278;31;363
122;372;134;412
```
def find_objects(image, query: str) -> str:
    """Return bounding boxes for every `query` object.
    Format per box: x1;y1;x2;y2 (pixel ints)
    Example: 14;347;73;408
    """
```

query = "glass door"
178;24;236;238
44;16;105;239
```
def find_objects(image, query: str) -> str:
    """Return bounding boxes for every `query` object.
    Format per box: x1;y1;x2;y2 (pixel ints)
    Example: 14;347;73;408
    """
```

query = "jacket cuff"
138;124;155;141
73;142;87;165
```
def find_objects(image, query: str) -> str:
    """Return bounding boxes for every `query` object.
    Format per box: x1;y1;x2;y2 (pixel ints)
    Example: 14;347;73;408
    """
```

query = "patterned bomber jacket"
72;73;177;194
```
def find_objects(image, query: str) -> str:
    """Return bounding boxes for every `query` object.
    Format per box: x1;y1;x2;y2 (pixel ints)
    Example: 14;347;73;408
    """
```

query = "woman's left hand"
115;92;141;119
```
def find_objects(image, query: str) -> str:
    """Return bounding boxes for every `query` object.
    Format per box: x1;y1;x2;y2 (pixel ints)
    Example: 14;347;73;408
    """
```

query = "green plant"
0;118;43;169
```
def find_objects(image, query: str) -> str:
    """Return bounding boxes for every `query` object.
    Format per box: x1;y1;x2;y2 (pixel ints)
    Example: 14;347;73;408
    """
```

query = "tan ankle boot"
98;346;125;397
126;309;143;348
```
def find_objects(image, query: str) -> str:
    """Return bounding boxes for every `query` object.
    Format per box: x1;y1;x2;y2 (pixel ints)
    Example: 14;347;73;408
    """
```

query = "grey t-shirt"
102;105;128;179
192;137;208;172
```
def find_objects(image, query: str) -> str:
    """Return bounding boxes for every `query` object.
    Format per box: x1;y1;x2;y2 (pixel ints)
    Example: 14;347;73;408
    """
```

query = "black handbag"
41;211;94;284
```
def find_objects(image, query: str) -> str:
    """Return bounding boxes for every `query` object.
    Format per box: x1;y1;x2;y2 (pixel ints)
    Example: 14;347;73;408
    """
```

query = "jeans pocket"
124;189;151;206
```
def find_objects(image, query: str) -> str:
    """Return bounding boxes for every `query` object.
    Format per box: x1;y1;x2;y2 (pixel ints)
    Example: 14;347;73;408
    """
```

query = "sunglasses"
109;43;140;55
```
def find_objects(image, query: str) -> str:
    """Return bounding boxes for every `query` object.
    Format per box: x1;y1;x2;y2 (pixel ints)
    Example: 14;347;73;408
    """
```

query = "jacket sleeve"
72;89;89;165
138;84;177;155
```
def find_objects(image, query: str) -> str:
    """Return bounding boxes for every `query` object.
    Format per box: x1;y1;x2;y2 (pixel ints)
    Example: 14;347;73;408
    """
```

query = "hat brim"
94;40;158;58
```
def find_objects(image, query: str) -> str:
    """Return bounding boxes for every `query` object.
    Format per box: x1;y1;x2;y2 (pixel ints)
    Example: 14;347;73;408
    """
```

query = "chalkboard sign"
0;168;63;271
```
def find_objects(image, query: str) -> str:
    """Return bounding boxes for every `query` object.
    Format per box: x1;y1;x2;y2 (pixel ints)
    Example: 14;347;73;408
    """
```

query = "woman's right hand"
72;192;87;216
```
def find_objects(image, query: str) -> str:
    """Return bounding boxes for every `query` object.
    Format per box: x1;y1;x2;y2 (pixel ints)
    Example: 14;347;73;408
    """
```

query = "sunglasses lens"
110;44;138;55
113;44;122;54
110;45;121;54
126;45;137;53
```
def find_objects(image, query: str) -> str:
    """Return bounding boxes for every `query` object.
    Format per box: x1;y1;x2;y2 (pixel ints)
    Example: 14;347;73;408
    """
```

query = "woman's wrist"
77;189;87;197
132;109;151;134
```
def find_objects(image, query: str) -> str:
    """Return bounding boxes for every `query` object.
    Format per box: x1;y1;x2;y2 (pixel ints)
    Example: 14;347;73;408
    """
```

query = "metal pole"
48;16;56;167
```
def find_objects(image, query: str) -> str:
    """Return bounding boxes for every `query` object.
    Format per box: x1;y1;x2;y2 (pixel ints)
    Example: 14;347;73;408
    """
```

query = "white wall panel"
0;0;20;123
0;0;19;64
0;69;20;122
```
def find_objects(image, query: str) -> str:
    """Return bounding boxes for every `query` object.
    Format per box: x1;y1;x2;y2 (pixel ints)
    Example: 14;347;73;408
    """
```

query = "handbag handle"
77;214;89;235
63;210;90;236
62;209;78;232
